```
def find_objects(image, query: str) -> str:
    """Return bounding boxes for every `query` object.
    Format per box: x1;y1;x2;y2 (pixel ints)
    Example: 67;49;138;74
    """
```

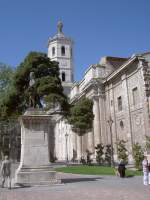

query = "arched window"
52;47;55;56
62;72;66;81
117;96;122;111
61;46;65;56
132;87;138;105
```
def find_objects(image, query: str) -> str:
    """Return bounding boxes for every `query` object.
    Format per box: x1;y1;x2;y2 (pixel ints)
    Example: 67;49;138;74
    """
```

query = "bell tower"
48;21;74;95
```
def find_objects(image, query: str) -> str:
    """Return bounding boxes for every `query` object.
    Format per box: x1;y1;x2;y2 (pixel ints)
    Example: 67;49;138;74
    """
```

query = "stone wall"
104;59;148;161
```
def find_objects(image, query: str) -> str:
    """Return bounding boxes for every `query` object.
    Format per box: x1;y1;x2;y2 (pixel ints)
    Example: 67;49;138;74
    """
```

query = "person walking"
142;156;149;186
118;159;126;178
0;155;11;189
148;163;150;185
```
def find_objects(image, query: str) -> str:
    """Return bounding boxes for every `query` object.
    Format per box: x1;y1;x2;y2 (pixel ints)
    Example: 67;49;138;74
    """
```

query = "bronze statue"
28;72;42;108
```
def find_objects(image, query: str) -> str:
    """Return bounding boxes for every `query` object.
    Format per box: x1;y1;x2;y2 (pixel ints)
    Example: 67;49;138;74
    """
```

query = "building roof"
99;56;128;69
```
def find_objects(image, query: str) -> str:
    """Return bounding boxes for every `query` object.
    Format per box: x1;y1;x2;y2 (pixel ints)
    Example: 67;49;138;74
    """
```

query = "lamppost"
65;124;69;164
107;116;114;167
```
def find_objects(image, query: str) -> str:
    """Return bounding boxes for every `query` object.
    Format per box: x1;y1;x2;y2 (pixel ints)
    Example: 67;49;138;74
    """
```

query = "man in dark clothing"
118;159;126;178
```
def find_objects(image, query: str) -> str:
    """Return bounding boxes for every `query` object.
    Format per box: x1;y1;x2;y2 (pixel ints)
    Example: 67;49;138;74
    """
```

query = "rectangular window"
61;46;65;56
111;100;113;106
117;96;122;111
132;87;138;105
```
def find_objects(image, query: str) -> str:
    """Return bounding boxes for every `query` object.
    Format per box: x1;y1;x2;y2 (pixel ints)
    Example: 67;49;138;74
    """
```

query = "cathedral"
1;21;150;163
48;21;150;162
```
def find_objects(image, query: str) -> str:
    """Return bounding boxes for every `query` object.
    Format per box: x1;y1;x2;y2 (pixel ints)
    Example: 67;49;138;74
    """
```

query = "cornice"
48;36;73;45
103;56;137;83
70;78;104;103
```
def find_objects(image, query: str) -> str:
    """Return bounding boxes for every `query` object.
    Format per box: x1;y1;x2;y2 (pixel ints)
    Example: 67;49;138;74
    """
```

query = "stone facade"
47;23;150;162
67;53;150;162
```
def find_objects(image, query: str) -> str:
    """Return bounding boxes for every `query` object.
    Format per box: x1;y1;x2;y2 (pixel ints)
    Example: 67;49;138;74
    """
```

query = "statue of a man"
28;71;42;108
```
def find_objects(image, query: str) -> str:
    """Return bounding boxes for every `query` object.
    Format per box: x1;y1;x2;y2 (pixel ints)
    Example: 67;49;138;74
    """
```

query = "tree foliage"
116;140;128;164
0;52;69;119
132;142;144;170
0;63;14;104
69;98;94;134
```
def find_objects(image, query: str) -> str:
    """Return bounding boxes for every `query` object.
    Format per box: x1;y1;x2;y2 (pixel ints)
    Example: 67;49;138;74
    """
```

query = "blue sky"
0;0;150;80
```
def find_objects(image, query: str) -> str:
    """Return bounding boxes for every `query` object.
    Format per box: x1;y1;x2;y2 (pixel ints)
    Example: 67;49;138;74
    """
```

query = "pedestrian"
142;156;149;186
118;159;126;178
148;163;150;185
0;155;11;189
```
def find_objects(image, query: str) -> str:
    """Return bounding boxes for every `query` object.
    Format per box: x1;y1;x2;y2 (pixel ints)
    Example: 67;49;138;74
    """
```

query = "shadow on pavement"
62;177;103;183
11;184;31;190
125;175;134;178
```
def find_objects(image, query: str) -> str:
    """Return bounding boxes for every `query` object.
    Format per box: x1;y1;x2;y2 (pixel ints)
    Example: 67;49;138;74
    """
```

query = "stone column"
121;75;133;153
72;131;77;160
77;134;82;160
93;96;101;147
88;131;94;153
81;134;85;156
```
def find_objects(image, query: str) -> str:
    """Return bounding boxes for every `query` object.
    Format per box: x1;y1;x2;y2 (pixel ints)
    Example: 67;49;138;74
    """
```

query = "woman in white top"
142;156;149;185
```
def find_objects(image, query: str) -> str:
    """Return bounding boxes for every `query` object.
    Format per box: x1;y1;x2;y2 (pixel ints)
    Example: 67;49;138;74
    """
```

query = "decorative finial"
57;21;63;33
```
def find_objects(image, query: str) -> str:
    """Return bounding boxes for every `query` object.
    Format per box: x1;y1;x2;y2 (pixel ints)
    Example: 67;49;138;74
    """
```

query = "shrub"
145;135;150;153
132;142;144;170
104;144;112;166
116;140;128;164
95;143;104;165
86;150;93;165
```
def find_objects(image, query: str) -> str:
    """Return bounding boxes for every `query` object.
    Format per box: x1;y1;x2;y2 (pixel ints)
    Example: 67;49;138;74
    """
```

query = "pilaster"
93;96;101;146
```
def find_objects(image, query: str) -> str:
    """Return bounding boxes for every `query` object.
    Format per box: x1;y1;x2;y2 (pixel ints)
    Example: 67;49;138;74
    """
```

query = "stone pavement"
0;172;150;200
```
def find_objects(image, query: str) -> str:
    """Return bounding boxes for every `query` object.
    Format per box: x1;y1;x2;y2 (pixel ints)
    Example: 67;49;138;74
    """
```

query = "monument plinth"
15;110;60;186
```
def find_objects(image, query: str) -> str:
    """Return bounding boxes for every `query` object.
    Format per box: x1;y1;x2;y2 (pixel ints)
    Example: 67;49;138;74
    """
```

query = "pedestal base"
15;111;61;186
15;166;61;186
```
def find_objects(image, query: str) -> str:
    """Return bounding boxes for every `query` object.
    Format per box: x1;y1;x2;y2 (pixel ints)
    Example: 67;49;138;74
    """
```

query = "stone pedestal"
15;110;60;186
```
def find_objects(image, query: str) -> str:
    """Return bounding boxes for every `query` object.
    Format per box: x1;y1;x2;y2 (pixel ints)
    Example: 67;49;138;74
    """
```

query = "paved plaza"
0;171;150;200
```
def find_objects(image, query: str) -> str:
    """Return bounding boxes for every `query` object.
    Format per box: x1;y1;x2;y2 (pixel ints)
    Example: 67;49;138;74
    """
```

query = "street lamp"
107;116;114;167
65;123;69;164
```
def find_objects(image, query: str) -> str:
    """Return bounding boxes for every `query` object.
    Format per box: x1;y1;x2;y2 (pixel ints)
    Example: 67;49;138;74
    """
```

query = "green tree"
69;98;94;133
0;63;14;104
116;140;128;164
132;143;144;170
0;52;69;119
95;143;104;165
